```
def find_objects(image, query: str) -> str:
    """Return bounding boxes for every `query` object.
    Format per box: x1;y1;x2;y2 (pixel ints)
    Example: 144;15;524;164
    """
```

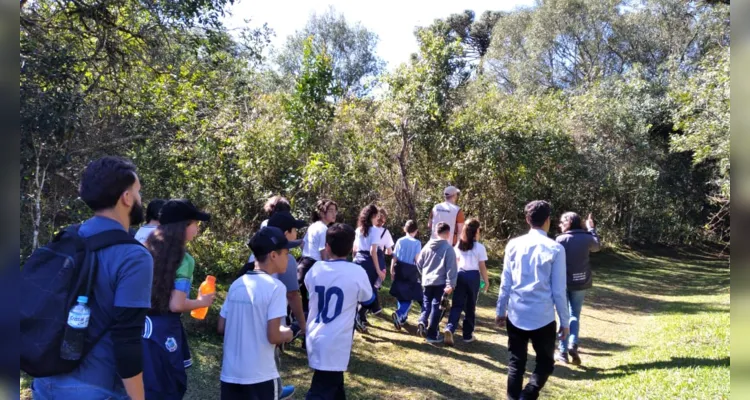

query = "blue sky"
222;0;536;70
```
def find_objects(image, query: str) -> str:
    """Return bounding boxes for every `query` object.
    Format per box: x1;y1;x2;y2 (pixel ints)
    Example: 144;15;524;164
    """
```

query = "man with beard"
32;156;154;400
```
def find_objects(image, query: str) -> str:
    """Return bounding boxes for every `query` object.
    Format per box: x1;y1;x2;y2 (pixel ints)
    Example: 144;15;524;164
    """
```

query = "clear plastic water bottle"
60;296;90;360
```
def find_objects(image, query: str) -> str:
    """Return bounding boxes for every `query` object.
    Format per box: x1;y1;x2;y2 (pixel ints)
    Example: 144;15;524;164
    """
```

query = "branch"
68;134;150;155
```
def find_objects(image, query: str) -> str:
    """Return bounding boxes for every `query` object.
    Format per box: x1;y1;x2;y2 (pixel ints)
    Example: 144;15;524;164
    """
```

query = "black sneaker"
555;351;569;364
354;313;367;333
417;322;426;338
569;345;582;366
392;313;402;331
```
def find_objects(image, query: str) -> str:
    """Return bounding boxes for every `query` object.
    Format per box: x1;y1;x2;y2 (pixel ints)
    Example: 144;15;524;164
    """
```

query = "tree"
378;28;467;220
276;7;384;98
669;46;730;238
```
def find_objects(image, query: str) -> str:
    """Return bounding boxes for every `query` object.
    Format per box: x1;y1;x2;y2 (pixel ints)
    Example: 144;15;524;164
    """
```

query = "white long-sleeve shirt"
496;229;570;330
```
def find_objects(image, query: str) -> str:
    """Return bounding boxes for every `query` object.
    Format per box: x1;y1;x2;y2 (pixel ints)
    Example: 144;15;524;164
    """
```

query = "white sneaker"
444;329;454;346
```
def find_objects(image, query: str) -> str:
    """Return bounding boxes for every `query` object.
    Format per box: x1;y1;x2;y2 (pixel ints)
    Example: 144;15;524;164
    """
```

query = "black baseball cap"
267;211;307;232
158;199;211;225
248;226;303;257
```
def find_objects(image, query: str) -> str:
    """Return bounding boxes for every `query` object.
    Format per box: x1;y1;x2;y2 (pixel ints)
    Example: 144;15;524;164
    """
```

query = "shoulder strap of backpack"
381;228;387;239
84;229;143;251
81;229;143;298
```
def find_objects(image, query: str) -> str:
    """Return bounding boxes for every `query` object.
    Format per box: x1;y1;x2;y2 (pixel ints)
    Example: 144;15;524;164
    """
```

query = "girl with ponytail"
443;218;490;345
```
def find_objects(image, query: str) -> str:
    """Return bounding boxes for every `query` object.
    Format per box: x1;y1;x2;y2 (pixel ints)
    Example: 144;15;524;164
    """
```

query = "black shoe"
555;351;569;364
392;313;402;331
569;345;582;366
354;313;368;333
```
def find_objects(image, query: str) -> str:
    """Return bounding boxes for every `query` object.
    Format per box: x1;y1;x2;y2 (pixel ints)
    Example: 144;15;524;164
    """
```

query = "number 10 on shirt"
314;286;344;323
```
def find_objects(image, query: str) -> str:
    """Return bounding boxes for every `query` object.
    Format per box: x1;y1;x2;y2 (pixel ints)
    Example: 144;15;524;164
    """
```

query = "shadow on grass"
347;352;498;400
591;250;730;298
585;285;729;316
556;356;730;381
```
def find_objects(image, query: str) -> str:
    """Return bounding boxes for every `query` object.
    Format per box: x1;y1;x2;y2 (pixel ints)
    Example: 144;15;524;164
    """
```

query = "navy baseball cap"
267;211;307;232
158;199;211;225
248;226;303;257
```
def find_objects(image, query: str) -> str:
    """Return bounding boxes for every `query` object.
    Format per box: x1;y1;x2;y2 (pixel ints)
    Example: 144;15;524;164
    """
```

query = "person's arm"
551;245;570;333
444;248;458;294
267;285;293;344
267;317;293;345
287;290;306;334
495;243;513;326
427;210;434;232
169;289;214;313
122;374;145;400
390;256;398;279
112;249;153;400
586;214;601;252
454;209;466;245
112;307;148;400
317;229;329;261
217;316;226;335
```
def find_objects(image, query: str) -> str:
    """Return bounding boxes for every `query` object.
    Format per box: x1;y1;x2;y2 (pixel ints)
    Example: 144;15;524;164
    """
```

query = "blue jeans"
32;377;130;400
558;289;586;353
419;284;445;340
446;270;480;339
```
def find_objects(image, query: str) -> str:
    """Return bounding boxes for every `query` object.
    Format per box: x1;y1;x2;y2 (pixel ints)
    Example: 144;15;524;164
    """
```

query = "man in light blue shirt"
496;200;570;400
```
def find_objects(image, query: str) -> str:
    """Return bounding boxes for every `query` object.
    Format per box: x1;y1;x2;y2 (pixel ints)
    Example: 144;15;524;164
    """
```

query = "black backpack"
20;225;142;377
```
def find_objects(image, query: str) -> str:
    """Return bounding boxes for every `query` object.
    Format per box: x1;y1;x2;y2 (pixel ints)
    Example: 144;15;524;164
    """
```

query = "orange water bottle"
191;275;216;320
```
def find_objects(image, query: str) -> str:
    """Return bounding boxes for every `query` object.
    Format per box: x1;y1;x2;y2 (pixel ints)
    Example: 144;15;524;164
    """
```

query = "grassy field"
21;247;730;399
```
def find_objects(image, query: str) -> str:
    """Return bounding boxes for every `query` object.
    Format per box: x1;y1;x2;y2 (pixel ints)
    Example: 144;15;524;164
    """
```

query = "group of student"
27;156;601;400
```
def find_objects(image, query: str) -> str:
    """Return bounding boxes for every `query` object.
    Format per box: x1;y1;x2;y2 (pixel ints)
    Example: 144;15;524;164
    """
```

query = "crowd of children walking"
24;157;600;400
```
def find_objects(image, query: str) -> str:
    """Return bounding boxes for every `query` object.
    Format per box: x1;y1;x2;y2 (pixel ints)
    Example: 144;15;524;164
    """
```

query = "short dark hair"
404;220;418;234
255;249;284;264
525;200;551;228
79;156;138;211
263;195;291;216
146;199;166;222
326;223;355;257
436;222;450;235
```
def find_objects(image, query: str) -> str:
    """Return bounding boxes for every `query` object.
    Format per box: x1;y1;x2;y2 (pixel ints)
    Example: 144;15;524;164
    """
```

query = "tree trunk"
32;146;49;250
396;123;417;221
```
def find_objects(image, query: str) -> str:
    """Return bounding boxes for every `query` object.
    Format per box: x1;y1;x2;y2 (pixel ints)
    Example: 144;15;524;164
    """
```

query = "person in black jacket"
554;212;601;366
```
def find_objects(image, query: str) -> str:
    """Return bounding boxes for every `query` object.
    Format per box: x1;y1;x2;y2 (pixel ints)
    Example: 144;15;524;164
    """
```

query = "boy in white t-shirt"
217;227;302;400
305;223;375;399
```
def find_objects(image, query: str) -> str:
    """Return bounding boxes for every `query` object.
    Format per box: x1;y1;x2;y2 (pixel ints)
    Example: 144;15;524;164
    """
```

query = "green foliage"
277;7;384;98
20;0;730;276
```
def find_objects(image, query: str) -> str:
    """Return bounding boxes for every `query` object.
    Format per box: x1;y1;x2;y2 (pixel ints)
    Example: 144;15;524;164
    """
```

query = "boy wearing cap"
428;186;465;245
305;224;375;399
218;226;300;400
245;211;309;340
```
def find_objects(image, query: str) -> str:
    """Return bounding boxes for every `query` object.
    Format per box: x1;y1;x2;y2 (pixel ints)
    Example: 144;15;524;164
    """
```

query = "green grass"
21;247;730;399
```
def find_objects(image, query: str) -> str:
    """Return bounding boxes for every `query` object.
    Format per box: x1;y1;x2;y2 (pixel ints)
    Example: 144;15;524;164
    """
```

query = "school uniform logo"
165;337;178;352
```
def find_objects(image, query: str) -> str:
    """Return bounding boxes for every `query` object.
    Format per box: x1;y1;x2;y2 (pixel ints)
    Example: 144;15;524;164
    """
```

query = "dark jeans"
297;257;317;316
446;270;480;339
220;379;279;400
506;319;556;400
306;370;345;400
419;284;446;340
